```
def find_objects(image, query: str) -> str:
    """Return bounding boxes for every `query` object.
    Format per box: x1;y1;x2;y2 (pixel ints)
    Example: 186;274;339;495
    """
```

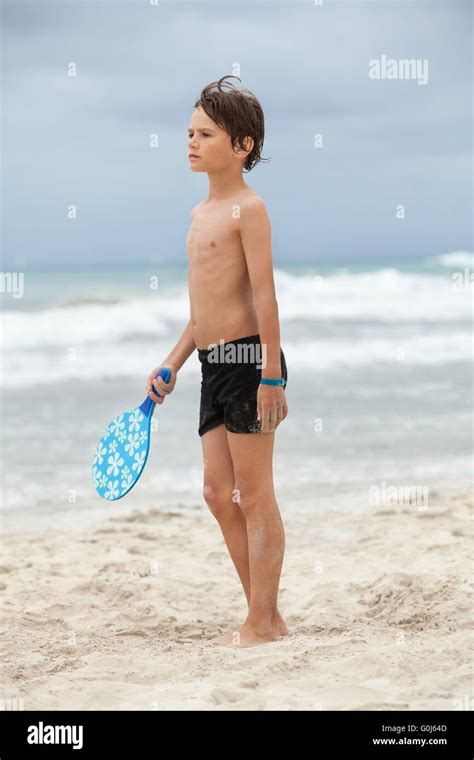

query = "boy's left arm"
239;198;288;433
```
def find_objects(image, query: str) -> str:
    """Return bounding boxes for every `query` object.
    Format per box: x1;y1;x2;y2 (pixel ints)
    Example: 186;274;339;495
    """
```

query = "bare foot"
272;609;289;638
211;623;275;648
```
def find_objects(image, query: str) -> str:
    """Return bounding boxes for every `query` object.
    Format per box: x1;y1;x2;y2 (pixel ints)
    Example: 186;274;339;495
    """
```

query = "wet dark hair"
194;75;269;173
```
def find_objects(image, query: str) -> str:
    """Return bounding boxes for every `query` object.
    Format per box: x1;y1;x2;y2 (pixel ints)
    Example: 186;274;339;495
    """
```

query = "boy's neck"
206;168;249;202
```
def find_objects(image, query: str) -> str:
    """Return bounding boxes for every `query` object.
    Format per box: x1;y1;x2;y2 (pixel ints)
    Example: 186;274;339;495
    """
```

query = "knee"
234;477;275;517
237;494;259;517
202;482;235;520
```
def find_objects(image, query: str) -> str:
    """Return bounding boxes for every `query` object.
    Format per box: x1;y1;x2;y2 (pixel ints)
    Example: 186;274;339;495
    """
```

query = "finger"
262;408;272;433
156;377;173;393
152;379;166;395
264;411;271;432
272;406;281;430
148;390;161;403
268;406;278;429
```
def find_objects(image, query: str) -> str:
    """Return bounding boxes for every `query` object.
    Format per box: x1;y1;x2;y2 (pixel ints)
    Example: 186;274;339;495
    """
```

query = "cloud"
2;0;471;264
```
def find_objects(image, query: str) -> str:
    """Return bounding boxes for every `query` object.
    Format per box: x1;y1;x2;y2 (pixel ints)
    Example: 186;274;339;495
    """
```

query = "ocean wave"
275;267;471;321
427;251;474;268
1;268;471;352
0;296;188;349
57;296;125;307
0;331;470;387
283;332;472;371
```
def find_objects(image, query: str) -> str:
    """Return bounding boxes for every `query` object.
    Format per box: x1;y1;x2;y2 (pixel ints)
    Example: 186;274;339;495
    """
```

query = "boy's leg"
212;429;286;647
201;424;251;605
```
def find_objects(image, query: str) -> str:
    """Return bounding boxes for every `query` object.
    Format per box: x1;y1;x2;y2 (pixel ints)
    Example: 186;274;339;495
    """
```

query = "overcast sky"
2;0;472;267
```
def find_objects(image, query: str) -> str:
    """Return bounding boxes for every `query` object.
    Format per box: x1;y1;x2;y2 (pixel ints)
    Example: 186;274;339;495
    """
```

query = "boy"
146;76;289;648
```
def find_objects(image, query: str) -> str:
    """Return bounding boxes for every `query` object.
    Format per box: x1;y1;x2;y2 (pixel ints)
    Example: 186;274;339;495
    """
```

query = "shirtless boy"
146;76;289;648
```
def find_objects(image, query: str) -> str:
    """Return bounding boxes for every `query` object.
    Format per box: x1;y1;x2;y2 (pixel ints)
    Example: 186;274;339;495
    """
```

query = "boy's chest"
186;206;241;264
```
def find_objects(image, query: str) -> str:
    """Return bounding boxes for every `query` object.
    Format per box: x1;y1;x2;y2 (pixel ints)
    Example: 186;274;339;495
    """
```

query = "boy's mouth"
189;154;200;159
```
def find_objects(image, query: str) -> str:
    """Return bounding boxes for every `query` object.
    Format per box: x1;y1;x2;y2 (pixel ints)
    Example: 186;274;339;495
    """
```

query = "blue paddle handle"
139;367;172;417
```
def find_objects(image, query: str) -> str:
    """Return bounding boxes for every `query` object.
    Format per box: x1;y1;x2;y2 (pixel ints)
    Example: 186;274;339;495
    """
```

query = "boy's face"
187;106;249;173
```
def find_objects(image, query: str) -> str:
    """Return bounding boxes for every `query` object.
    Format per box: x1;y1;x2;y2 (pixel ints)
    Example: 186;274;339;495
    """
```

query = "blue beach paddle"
92;367;172;500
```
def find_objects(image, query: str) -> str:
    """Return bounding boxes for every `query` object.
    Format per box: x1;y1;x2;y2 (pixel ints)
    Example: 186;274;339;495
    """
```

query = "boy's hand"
146;364;177;405
257;385;288;433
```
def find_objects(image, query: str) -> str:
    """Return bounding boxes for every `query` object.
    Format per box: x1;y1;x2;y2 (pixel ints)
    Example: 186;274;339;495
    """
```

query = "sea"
1;251;472;534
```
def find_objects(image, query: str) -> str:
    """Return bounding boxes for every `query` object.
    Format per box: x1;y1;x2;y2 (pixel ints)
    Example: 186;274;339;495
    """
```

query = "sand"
0;489;472;711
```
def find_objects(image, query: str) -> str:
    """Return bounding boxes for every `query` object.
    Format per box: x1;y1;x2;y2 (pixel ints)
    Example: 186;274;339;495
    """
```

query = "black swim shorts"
198;334;288;437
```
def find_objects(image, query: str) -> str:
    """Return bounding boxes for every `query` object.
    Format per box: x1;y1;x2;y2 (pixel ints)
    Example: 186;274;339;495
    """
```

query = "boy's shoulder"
239;188;266;210
238;191;269;226
190;200;205;219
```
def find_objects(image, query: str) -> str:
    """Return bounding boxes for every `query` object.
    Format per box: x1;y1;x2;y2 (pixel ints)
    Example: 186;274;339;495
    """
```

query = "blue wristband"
260;377;285;386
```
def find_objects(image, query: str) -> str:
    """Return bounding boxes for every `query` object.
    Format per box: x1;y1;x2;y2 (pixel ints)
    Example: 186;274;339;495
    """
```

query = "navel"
210;240;216;248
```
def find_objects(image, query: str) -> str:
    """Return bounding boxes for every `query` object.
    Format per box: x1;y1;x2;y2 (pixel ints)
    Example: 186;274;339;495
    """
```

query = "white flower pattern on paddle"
92;407;150;499
93;445;107;466
107;452;124;476
110;414;125;436
104;480;120;499
132;450;146;472
125;433;140;455
128;410;142;432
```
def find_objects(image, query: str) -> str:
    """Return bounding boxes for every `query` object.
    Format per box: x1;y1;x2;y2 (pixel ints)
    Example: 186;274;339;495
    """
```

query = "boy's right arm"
146;318;196;404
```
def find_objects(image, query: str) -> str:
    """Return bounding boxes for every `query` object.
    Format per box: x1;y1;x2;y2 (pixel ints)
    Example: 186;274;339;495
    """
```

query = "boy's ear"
234;136;254;160
242;136;254;154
